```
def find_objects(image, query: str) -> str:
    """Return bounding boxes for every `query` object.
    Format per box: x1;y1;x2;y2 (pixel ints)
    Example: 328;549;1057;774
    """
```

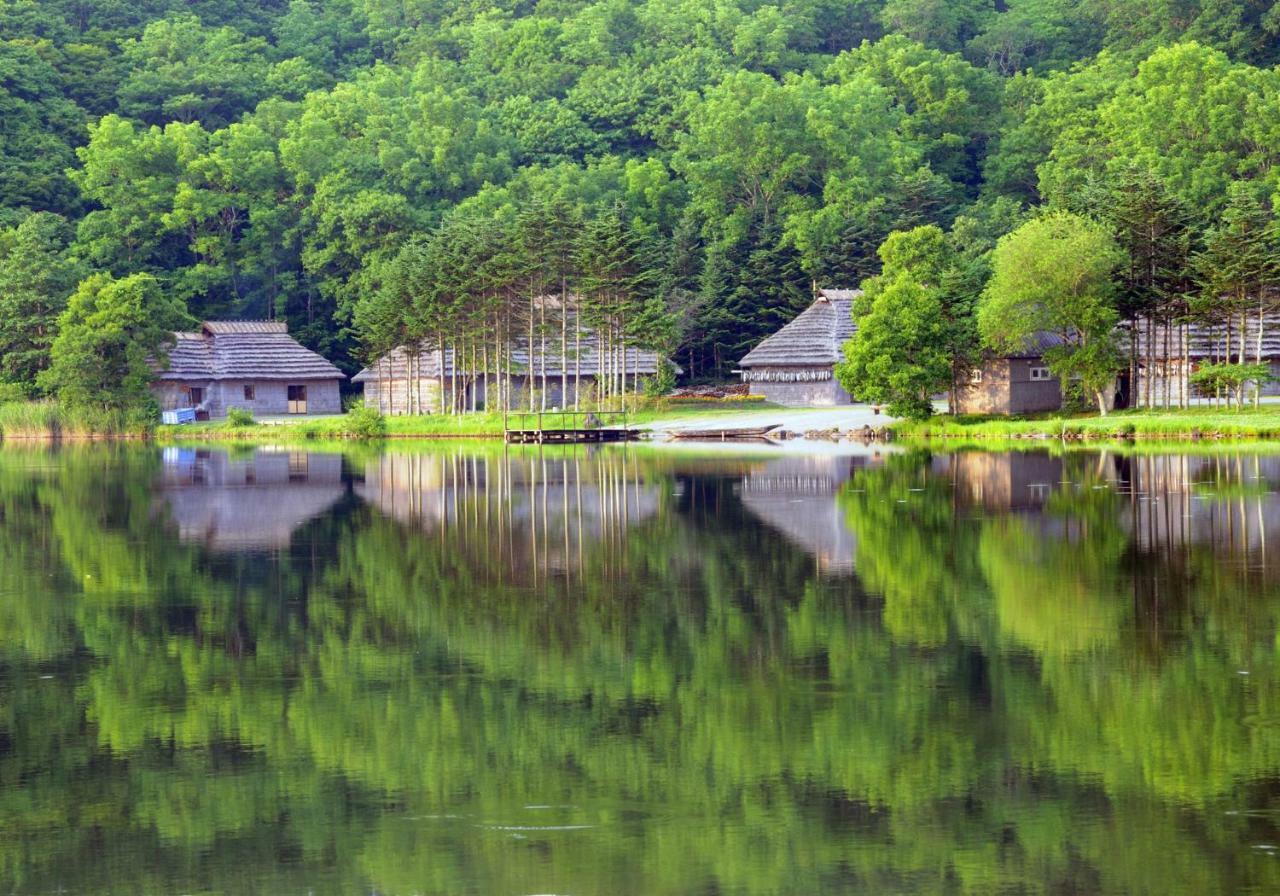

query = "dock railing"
502;408;634;443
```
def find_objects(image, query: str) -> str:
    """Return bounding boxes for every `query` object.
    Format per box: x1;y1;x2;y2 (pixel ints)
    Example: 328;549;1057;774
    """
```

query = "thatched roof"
353;325;669;384
1134;314;1280;361
157;321;344;382
738;289;861;369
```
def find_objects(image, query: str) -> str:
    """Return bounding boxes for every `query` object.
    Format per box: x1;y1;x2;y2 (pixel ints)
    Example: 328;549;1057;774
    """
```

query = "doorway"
287;384;308;414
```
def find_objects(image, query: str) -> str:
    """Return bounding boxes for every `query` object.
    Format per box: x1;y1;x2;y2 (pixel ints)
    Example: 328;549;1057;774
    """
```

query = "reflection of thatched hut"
738;456;861;573
155;450;345;551
737;289;860;406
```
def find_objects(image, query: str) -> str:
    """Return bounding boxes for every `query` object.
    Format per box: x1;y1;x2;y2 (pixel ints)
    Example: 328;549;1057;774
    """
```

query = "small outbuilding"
153;321;344;419
952;334;1064;415
737;289;861;406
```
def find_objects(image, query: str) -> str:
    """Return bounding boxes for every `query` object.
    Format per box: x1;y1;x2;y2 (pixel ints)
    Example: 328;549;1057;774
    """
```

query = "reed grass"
0;401;151;440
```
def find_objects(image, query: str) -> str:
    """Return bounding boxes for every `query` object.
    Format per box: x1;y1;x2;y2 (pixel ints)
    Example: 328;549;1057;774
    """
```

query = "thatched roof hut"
351;321;671;414
154;321;344;418
736;289;861;406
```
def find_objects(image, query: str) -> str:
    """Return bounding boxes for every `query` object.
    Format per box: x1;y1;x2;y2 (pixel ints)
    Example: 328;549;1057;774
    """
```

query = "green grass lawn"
895;403;1280;441
156;399;778;443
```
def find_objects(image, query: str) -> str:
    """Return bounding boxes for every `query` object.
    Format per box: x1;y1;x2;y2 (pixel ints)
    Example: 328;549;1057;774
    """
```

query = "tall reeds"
0;401;151;440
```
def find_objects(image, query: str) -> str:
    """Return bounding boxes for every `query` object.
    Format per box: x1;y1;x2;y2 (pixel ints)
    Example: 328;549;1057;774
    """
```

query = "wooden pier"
504;427;636;444
503;410;639;445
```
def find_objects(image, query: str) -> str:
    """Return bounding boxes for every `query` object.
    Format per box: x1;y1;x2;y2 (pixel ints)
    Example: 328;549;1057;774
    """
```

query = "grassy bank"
156;399;777;443
0;401;151;440
894;404;1280;442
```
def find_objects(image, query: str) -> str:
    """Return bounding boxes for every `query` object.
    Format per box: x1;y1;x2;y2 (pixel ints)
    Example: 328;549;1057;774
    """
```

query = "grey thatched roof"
157;321;344;382
353;326;669;384
738;289;861;369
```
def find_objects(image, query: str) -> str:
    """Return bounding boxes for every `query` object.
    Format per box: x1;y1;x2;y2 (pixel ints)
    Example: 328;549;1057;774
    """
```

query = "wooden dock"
503;410;638;445
504;427;637;444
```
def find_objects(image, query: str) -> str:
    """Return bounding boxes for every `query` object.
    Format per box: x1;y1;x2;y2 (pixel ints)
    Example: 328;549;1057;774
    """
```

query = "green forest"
4;0;1280;413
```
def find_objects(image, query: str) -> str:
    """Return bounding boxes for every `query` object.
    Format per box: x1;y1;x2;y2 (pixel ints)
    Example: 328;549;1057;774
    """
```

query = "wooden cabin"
952;334;1065;415
737;289;861;406
152;321;344;419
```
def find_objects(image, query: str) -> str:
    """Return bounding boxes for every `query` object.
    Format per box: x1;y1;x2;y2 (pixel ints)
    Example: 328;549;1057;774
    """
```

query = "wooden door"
287;384;307;414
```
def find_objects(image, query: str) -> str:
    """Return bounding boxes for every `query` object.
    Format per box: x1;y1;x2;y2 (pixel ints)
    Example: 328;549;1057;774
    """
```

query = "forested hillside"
3;0;1280;392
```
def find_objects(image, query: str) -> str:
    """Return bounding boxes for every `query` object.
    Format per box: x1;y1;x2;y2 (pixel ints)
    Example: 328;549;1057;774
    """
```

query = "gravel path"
643;404;905;434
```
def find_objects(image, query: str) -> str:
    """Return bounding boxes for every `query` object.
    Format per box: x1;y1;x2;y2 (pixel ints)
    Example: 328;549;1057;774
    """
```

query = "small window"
243;384;256;401
187;387;204;406
1030;367;1052;381
969;369;983;384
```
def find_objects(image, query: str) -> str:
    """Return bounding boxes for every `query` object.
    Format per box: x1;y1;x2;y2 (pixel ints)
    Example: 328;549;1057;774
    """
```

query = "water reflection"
355;450;662;580
0;444;1278;894
156;447;346;551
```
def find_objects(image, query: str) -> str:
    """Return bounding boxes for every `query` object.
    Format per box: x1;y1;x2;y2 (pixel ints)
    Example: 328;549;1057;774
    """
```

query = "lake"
0;442;1278;894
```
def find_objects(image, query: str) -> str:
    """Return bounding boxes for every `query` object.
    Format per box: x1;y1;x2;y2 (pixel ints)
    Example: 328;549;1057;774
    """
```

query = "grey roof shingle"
157;321;344;382
738;289;861;368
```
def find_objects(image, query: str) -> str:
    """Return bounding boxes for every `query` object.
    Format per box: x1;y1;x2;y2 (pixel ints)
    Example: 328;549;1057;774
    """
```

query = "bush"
643;360;677;398
1190;362;1271;408
0;382;31;405
342;402;387;439
226;406;255;427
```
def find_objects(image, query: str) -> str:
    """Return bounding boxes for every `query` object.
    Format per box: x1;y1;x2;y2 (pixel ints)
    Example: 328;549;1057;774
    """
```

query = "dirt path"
644;404;903;434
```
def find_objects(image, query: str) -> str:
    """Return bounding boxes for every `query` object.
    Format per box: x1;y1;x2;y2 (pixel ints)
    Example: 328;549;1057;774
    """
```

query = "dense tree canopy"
2;0;1280;400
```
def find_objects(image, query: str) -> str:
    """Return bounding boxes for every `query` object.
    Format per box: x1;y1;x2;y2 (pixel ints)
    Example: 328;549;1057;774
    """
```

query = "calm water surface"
1;443;1279;894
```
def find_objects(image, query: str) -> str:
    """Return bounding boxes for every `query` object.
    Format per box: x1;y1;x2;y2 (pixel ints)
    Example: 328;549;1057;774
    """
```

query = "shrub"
643;360;677;398
226;406;255;427
342;402;387;439
0;382;30;405
1190;362;1271;409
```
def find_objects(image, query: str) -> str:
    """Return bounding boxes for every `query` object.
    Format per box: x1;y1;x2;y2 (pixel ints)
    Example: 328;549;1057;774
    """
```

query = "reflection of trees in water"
0;446;1278;893
354;448;663;584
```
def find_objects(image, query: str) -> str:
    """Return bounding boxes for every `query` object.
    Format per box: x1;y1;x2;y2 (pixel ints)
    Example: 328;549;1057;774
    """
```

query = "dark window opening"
243;385;255;401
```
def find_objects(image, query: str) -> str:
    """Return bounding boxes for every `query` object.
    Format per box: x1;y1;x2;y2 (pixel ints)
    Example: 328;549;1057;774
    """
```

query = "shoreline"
7;403;1280;446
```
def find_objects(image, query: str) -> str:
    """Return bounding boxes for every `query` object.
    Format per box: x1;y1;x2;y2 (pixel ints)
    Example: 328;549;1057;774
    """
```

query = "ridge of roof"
202;320;289;335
